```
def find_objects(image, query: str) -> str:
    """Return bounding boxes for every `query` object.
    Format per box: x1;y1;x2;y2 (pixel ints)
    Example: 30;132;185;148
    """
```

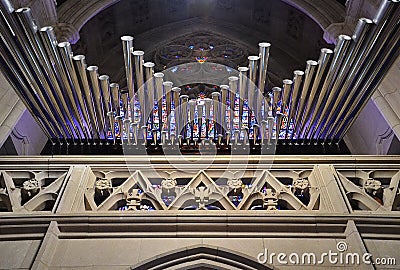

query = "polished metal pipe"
267;116;274;145
272;87;281;117
163;81;173;136
73;55;102;139
110;82;120;116
294;60;318;139
188;99;196;140
39;26;81;136
228;76;239;131
116;115;123;142
121;36;134;99
248;55;259;115
87;66;106;137
286;70;304;139
211;92;221;138
263;93;272;120
332;4;400;140
238;67;248;120
180;95;189;140
258;42;271;94
0;12;67;139
309;35;353;140
204;98;212;139
144;62;155;129
154;73;164;128
132;50;145;91
172;87;181;136
0;41;57;141
98;74;112;137
99;75;111;111
310;35;352;139
197;104;204;138
276;112;284;142
15;8;75;140
220;84;229;132
281;79;293;116
253;123;259;144
131;122;138;145
107;111;116;143
124;118;131;145
299;48;334;139
260;120;267;145
58;42;94;139
120;89;129;119
321;18;376;139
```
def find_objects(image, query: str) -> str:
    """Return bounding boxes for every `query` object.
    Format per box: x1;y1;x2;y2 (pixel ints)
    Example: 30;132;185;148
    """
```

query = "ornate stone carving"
22;178;40;197
262;189;278;210
125;189;143;210
193;186;211;210
95;178;112;195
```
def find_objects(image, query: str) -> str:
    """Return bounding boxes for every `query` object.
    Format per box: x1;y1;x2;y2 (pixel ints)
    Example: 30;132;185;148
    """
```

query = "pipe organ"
0;0;399;151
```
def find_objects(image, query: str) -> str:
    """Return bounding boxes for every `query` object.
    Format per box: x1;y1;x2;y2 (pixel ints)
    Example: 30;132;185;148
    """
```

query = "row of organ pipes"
0;0;399;147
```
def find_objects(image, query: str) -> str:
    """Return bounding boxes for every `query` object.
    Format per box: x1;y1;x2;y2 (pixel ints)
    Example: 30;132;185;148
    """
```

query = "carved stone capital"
54;22;80;44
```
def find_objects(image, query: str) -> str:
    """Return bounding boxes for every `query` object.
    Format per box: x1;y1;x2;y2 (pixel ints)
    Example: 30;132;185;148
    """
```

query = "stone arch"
131;245;275;270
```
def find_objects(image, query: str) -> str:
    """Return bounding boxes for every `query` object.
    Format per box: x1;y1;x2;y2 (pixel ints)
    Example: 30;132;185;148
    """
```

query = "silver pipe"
0;13;67;139
180;95;189;140
121;36;134;99
253;123;259;144
57;41;93;139
120;89;129;119
131;122;138;145
141;126;148;145
320;18;374;139
272;87;281;117
39;26;84;140
310;35;352;140
154;73;164;129
281;79;293;116
211;92;221;138
309;35;354;140
110;82;120;116
263;93;272;120
286;70;304;139
163;81;173;135
294;60;318;139
132;50;145;91
228;76;239;131
116;115;123;142
332;4;400;140
220;84;229;132
87;66;106;138
98;74;111;137
197;104;204;138
204;98;212;139
248;55;259;116
124;118;131;145
0;41;56;141
258;42;271;94
73;55;102;139
276;112;284;142
188;99;196;140
267;116;274;145
238;66;248;128
172;87;181;136
260;120;267;145
144;62;155;129
299;48;334;139
107;111;116;144
99;75;111;111
15;8;75;140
